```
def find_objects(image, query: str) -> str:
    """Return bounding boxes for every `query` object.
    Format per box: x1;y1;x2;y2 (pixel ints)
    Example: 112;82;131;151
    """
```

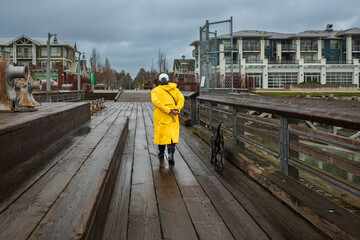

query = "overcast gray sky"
1;0;359;78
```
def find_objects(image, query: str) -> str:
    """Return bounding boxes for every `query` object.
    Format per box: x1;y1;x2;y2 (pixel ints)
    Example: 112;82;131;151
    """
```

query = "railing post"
208;102;213;131
279;116;289;174
191;96;197;126
232;106;237;144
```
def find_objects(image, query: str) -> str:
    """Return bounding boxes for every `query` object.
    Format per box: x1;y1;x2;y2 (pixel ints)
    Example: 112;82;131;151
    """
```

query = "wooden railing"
33;91;84;102
184;93;360;197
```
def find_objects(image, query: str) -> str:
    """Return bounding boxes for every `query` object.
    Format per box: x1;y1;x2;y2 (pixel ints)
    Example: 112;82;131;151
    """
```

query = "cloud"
1;0;359;78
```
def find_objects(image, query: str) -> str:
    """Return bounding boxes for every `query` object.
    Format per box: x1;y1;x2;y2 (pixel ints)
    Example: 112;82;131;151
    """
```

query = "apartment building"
191;25;360;89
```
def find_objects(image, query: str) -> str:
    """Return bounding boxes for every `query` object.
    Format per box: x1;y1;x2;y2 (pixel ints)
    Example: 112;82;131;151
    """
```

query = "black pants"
158;142;175;154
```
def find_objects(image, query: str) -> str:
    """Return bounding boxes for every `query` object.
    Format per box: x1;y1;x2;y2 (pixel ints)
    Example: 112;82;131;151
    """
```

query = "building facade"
0;35;87;81
173;55;195;79
191;25;360;89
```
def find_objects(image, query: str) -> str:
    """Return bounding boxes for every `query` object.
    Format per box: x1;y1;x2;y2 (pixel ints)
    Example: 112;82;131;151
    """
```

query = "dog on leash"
211;122;224;168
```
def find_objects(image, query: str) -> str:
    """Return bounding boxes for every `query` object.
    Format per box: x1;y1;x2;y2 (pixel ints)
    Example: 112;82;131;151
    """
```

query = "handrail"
192;94;360;197
114;90;123;102
197;94;360;131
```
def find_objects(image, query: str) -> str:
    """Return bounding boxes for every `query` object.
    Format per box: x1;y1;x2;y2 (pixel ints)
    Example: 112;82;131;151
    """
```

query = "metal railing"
269;60;298;64
326;60;353;64
300;45;318;51
304;60;321;64
243;45;261;51
17;53;33;58
281;44;296;51
245;59;263;63
184;94;360;197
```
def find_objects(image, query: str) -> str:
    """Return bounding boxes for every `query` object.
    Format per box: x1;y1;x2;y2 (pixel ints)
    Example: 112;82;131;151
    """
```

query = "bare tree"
91;48;101;73
156;48;168;73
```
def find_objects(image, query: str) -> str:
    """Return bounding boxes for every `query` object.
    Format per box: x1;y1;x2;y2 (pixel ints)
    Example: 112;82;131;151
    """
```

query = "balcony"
243;45;261;51
245;59;263;63
304;59;321;64
17;53;33;59
225;59;239;65
224;43;239;51
281;44;296;51
269;60;298;64
300;45;318;52
326;60;353;64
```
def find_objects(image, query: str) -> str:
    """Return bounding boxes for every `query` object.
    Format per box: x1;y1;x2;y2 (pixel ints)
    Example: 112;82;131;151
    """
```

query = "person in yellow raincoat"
151;73;184;165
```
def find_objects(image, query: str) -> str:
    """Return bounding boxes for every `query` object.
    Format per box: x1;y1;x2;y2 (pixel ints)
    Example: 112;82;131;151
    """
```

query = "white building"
191;25;360;89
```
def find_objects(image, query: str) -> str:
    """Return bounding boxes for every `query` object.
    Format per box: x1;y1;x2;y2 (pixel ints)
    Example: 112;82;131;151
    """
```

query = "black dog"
211;123;224;168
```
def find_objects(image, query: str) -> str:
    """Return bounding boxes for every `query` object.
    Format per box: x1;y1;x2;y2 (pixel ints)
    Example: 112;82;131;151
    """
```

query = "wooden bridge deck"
101;100;325;239
0;91;335;239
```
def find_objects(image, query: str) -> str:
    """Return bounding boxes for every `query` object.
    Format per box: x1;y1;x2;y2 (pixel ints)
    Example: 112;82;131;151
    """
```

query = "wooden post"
279;116;289;174
209;102;213;131
191;96;197;126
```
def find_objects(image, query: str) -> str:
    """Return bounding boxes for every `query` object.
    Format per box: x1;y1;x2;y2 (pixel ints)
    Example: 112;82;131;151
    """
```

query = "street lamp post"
75;51;84;91
46;32;57;92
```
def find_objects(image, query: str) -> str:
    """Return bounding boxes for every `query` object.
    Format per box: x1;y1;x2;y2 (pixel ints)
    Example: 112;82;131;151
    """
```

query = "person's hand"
169;109;179;115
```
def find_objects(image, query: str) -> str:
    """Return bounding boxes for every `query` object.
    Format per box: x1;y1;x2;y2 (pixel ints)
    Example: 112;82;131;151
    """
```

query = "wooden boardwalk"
101;100;326;239
0;91;331;239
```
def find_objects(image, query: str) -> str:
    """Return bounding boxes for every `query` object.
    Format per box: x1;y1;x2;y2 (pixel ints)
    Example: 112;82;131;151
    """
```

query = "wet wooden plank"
127;103;161;240
0;102;129;240
29;116;129;239
142;103;199;240
0;102;90;176
102;103;137;240
267;171;360;240
180;127;326;240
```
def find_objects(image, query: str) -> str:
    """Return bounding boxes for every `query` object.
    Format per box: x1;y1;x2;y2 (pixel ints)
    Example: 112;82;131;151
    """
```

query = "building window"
353;38;360;51
51;47;61;56
330;40;340;49
243;39;260;51
4;47;13;55
41;47;47;56
17;47;32;58
64;48;68;58
326;72;352;84
268;72;298;88
265;40;270;49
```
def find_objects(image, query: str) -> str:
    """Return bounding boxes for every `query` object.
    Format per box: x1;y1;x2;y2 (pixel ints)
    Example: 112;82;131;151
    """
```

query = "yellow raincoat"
151;83;184;145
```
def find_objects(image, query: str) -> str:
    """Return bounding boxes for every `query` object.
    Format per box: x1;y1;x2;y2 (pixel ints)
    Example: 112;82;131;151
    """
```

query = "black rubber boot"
158;151;164;158
168;152;175;165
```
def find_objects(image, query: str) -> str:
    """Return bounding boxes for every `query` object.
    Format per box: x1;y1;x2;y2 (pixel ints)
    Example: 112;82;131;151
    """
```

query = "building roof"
190;26;359;44
292;30;342;39
0;35;77;49
336;28;360;37
0;38;14;45
233;30;273;38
